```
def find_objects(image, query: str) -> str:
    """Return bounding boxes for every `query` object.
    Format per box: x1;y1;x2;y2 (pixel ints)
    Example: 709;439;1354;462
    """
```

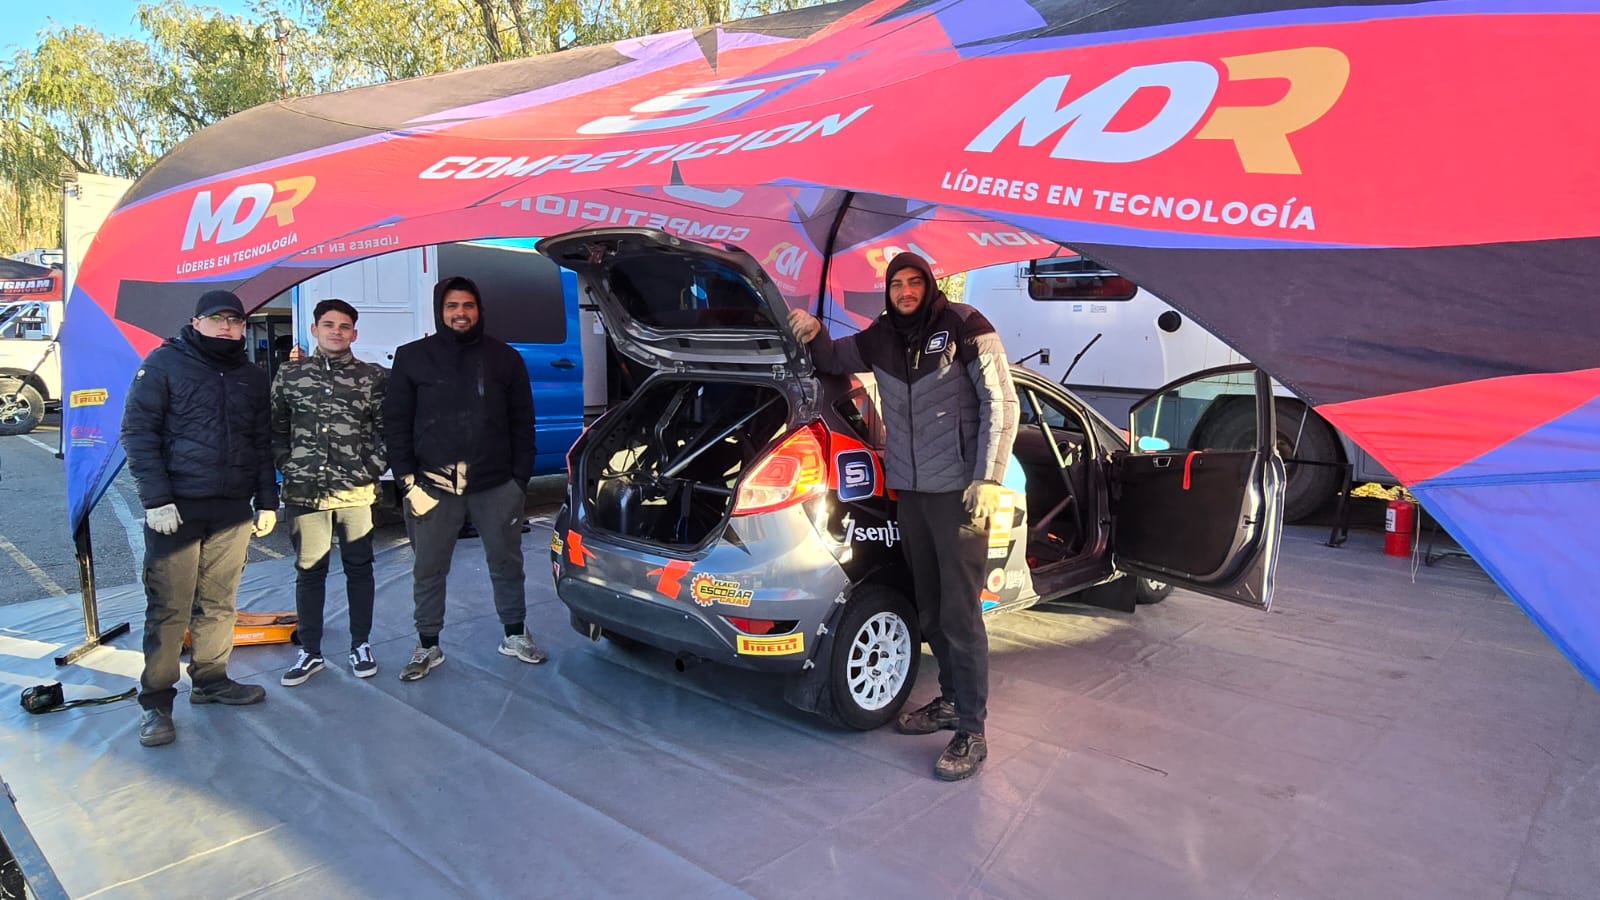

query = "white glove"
145;503;182;535
963;481;1004;521
253;509;277;538
404;481;438;519
786;308;821;343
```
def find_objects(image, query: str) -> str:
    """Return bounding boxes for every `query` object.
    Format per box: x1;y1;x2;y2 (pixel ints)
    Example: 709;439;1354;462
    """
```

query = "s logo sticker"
836;449;877;502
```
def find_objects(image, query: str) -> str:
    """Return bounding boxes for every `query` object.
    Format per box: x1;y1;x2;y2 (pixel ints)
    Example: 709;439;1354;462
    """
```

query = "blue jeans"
287;504;375;656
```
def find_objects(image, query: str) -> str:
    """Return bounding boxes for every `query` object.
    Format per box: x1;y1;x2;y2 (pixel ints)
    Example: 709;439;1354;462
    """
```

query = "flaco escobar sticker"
736;634;804;656
690;573;753;608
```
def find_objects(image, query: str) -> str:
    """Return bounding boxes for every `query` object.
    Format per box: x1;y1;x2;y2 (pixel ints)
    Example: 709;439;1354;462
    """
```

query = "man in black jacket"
384;275;542;681
121;290;279;748
788;253;1018;781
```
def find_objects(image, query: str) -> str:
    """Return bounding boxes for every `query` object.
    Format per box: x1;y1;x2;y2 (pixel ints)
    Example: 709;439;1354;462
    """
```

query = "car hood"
536;228;810;377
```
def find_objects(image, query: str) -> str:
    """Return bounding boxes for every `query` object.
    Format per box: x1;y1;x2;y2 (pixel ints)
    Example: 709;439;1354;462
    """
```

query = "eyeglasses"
201;314;246;327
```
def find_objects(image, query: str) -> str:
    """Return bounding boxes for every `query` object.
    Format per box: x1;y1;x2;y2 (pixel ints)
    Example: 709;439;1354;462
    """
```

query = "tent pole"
55;518;130;667
814;190;856;318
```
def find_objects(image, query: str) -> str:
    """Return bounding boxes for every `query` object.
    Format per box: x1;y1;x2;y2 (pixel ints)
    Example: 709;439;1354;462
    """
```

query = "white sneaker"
281;650;325;686
498;633;547;664
349;642;377;678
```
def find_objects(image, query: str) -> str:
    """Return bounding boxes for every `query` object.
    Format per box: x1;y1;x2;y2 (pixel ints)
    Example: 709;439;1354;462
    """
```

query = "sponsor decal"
866;243;940;282
182;176;316;252
964;47;1349;176
690;573;753;608
840;512;899;548
549;532;563;555
578;69;830;135
498;194;752;243
736;633;805;656
835;448;877;502
1005;569;1026;590
986;568;1005;593
648;559;694;601
68;389;108;408
980;590;1001;612
762;242;809;282
0;278;54;292
987;492;1016;559
68;425;104;448
925;331;950;354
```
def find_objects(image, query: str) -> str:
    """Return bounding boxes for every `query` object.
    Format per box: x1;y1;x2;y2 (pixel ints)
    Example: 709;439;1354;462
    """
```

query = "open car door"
1110;365;1286;609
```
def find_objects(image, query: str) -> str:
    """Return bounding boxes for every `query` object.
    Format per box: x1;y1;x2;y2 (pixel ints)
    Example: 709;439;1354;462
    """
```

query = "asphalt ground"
0;412;567;607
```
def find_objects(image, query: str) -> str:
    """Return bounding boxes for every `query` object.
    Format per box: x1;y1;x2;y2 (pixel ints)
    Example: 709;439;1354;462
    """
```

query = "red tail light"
731;422;828;516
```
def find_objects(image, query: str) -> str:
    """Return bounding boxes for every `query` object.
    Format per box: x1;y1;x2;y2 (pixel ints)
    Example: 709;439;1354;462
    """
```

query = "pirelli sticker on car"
736;633;804;656
549;532;563;556
987;492;1016;559
69;388;109;408
691;573;752;608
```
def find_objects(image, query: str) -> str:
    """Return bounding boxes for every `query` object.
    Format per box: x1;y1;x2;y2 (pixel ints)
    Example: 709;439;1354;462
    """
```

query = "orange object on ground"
183;612;299;649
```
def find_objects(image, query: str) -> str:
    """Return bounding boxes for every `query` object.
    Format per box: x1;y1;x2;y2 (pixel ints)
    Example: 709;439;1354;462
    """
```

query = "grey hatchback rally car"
538;228;1285;730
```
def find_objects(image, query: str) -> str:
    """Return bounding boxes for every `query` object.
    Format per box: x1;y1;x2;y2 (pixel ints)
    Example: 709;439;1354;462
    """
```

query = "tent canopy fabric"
61;0;1600;686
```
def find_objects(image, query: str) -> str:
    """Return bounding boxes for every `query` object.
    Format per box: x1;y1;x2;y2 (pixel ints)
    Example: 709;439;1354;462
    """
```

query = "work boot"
189;678;267;705
896;697;959;735
934;731;988;781
139;709;176;747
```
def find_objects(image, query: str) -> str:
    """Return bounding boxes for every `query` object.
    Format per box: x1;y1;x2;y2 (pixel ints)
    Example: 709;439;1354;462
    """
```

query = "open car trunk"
581;378;792;548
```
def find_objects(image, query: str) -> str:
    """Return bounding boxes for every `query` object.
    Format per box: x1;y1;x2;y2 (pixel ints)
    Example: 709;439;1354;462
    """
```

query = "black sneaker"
280;650;325;686
896;697;959;735
349;642;378;678
190;679;267;705
934;731;988;781
139;708;175;747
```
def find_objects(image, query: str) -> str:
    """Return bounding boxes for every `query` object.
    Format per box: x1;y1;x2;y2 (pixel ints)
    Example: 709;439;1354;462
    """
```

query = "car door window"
1129;369;1264;454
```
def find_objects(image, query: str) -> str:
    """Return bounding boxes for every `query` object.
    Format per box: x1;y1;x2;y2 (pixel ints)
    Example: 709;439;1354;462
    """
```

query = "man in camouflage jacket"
271;298;389;686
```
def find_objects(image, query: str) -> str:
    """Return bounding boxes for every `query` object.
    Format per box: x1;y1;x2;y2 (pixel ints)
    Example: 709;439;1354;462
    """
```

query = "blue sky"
2;1;260;54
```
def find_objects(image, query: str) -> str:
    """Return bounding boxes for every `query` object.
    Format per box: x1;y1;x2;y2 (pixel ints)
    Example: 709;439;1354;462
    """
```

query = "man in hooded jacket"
787;253;1018;781
121;289;279;748
384;275;543;681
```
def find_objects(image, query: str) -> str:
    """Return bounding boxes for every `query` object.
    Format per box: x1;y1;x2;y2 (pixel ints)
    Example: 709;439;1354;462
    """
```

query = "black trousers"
897;489;990;734
138;497;254;711
286;504;375;656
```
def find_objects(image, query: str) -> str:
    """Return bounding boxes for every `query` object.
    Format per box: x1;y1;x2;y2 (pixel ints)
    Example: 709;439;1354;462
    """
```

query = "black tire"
816;585;921;731
1200;398;1341;523
1134;577;1173;605
0;379;44;436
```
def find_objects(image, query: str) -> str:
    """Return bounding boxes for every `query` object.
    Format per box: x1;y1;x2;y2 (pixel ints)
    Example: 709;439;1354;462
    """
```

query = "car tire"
0;379;44;436
1200;398;1341;524
817;585;921;731
1134;577;1172;605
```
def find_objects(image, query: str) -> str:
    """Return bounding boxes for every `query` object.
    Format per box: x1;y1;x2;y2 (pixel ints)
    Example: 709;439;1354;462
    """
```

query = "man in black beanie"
121;289;279;747
384;275;541;681
787;253;1018;781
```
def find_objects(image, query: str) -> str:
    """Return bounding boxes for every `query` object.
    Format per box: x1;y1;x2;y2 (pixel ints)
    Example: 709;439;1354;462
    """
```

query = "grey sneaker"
499;632;548;664
349;642;377;678
281;650;325;686
399;644;444;681
139;709;176;747
190;679;267;705
896;697;959;735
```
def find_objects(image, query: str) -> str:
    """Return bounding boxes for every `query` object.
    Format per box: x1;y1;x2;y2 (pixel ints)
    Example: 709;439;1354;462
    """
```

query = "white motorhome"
964;257;1394;522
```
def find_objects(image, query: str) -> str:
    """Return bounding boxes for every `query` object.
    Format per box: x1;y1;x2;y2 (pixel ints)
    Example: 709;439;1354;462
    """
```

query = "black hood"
883;252;945;346
433;276;485;344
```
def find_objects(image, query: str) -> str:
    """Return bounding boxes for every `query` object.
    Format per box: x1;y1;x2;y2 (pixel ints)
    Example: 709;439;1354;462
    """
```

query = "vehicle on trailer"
539;228;1286;730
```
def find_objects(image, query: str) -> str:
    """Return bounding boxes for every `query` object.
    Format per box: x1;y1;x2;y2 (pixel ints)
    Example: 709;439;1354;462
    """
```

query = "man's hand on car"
145;503;182;535
963;481;1004;522
403;477;438;518
787;308;821;343
253;509;277;537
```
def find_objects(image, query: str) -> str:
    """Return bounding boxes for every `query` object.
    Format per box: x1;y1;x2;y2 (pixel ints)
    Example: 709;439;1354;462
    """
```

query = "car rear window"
605;255;774;330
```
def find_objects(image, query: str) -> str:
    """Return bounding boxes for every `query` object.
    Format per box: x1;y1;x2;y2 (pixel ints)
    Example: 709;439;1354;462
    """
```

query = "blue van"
437;239;584;475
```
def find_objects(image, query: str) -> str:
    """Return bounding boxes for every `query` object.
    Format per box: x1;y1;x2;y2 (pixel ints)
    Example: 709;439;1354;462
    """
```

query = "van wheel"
817;586;921;731
1200;398;1341;523
0;379;44;436
1134;577;1172;604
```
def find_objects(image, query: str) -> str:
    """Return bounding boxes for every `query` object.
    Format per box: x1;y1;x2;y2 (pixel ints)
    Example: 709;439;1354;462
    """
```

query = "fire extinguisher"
1384;496;1415;557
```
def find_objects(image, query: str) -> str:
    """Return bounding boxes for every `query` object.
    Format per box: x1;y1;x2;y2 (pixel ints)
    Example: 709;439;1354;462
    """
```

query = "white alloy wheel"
845;611;913;711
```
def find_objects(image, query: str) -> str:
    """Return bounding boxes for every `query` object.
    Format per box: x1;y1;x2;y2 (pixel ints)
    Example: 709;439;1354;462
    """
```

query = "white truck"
963;256;1394;522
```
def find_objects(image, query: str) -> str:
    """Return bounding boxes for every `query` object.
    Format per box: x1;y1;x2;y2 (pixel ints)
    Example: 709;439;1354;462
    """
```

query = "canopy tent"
61;0;1600;687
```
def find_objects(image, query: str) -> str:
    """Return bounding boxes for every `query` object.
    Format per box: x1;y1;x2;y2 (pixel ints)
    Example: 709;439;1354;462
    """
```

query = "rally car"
538;228;1285;730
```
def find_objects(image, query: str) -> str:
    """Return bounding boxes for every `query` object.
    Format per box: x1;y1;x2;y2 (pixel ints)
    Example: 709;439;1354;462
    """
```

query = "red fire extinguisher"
1384;496;1415;557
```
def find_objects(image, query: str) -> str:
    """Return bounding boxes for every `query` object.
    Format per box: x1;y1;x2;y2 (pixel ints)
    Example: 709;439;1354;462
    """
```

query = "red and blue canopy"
62;0;1600;687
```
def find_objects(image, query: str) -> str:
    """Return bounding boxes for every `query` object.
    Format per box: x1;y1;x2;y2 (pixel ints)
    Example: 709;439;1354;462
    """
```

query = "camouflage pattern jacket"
270;350;388;509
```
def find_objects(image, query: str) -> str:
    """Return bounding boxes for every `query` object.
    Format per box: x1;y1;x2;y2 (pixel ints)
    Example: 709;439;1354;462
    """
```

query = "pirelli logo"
69;389;109;408
735;634;804;656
